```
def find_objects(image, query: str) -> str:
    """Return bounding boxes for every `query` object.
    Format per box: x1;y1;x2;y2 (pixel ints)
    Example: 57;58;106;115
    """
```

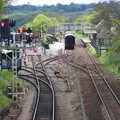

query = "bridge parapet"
48;24;96;33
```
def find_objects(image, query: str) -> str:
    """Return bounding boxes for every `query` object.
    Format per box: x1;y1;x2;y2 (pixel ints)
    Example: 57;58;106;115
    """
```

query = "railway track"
19;55;55;120
40;53;86;120
19;44;120;120
56;44;120;120
84;48;120;120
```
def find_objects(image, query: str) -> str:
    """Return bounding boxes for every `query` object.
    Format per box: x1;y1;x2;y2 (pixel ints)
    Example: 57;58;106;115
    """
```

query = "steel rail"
35;54;70;67
87;67;112;120
44;54;71;66
31;56;41;120
35;55;58;67
19;74;53;91
21;66;45;75
86;49;120;106
18;75;38;91
82;48;112;120
37;55;55;120
18;74;40;120
83;47;120;120
63;57;89;74
27;55;55;120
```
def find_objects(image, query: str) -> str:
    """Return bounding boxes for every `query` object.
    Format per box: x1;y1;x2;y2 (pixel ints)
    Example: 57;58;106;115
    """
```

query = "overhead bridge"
48;23;96;33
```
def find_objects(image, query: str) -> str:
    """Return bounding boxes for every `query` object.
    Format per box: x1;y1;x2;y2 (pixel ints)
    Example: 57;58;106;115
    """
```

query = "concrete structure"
48;23;96;33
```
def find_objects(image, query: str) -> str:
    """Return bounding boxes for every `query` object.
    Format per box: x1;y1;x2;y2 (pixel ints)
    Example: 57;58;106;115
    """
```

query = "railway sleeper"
40;93;52;102
40;89;51;93
36;103;52;116
36;118;50;120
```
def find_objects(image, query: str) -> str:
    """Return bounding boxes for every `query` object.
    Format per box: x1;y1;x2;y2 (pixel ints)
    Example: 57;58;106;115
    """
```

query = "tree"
96;0;120;24
0;0;13;18
24;14;59;33
74;11;99;25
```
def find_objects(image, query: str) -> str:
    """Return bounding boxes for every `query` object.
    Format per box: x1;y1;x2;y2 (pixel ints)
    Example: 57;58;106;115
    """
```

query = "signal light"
0;22;11;27
17;29;20;33
17;29;26;33
1;22;4;27
0;19;16;27
34;50;37;53
22;29;26;33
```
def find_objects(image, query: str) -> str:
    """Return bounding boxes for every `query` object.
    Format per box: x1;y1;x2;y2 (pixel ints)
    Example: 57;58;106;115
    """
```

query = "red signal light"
0;22;11;27
17;29;26;33
17;29;20;33
34;50;37;53
22;29;26;33
1;22;4;27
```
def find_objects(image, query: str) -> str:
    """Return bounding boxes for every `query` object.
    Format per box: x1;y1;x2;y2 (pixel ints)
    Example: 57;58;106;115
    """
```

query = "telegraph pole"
12;33;18;101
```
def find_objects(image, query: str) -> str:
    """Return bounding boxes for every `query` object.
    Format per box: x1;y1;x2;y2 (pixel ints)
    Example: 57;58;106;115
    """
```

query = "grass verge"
0;70;22;107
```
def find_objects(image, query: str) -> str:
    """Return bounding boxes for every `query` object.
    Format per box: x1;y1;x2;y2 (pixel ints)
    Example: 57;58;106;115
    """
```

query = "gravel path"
17;88;35;120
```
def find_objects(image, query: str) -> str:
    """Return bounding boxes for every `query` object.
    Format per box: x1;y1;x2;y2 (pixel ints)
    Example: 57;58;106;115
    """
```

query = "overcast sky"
12;0;110;6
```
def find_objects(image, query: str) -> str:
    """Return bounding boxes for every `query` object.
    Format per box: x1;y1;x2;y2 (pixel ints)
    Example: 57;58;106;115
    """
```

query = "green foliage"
40;37;49;45
74;1;120;77
75;11;99;25
109;35;120;60
8;13;27;19
43;12;65;23
3;12;40;28
96;2;120;77
99;35;120;76
24;14;59;33
0;70;19;91
87;44;96;55
0;81;6;90
0;70;22;107
0;0;5;12
95;1;120;26
75;1;120;26
0;93;11;107
110;17;120;32
0;71;13;81
8;4;96;14
0;71;14;107
7;3;96;26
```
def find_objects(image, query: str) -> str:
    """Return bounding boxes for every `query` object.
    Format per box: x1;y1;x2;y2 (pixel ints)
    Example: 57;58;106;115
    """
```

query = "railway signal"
0;19;10;39
0;19;16;27
17;28;32;34
0;19;16;46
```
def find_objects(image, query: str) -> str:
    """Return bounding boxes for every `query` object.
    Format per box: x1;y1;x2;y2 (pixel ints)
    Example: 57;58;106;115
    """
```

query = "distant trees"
7;1;120;30
74;0;120;30
8;3;96;13
7;3;96;26
96;0;120;31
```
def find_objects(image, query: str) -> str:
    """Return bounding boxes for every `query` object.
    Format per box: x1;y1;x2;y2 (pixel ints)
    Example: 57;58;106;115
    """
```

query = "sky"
12;0;109;6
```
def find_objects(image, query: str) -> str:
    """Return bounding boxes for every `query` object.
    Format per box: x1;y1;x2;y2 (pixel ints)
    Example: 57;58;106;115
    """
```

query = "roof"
81;38;91;43
84;30;97;34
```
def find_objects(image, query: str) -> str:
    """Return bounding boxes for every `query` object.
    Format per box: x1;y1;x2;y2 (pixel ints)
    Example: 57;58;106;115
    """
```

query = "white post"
13;33;16;45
